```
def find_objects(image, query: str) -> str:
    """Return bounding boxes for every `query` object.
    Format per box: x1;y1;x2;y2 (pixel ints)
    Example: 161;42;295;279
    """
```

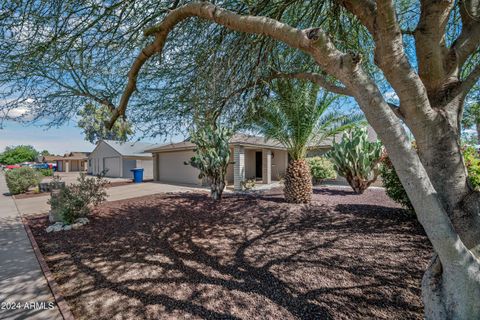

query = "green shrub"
379;155;415;212
307;157;336;184
5;167;41;194
380;146;480;213
38;168;53;176
48;173;108;224
463;146;480;190
327;127;383;194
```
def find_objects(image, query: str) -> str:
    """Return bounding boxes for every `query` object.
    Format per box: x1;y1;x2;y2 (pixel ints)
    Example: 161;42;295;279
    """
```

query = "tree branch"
373;0;433;121
110;2;343;129
415;0;455;94
268;71;352;96
450;0;480;69
455;63;480;98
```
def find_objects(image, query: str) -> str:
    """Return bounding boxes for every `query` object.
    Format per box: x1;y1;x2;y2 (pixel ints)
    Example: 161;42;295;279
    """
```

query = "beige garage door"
158;151;201;185
103;157;121;177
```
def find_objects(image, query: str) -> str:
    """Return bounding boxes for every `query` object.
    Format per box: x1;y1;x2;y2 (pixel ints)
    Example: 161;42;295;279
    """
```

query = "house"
48;152;90;172
146;133;289;190
146;128;379;190
88;140;156;179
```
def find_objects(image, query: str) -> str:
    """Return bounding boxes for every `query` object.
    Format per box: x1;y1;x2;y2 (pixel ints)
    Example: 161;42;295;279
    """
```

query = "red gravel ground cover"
29;186;432;320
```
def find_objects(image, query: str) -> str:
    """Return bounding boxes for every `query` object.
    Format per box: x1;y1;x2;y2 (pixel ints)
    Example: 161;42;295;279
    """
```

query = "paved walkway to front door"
0;173;62;320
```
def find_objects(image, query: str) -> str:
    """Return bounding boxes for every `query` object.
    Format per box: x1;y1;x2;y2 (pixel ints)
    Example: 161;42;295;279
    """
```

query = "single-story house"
88;140;156;179
47;152;90;172
146;128;378;190
146;133;289;190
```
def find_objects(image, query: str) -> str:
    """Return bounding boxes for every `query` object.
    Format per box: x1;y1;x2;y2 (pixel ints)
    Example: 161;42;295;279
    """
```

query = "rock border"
21;216;76;320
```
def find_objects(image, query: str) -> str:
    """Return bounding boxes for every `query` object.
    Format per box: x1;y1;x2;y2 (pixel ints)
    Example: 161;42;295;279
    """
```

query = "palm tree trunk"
284;159;312;203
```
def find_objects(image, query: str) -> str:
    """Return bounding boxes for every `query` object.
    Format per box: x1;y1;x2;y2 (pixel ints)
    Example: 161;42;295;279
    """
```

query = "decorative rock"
71;223;82;229
63;225;72;231
75;217;89;225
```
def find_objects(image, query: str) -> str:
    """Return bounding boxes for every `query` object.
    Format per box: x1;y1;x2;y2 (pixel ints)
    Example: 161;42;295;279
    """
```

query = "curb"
21;216;76;320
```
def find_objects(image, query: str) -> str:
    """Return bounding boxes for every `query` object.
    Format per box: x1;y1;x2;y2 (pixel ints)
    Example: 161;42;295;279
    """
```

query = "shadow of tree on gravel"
30;191;431;320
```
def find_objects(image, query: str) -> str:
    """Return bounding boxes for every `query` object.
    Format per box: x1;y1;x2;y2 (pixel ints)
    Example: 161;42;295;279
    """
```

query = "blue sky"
0;120;162;155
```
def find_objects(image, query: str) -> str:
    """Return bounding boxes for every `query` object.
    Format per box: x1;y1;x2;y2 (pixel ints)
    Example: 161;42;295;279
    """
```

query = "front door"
255;151;262;179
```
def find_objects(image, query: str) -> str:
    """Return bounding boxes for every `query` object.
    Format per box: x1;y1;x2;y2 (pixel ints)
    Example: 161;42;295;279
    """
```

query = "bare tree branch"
374;0;433;120
455;63;480;97
450;0;480;68
415;0;455;94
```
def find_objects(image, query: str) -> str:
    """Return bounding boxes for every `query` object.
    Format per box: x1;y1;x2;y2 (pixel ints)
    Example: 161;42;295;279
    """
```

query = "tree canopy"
0;145;39;165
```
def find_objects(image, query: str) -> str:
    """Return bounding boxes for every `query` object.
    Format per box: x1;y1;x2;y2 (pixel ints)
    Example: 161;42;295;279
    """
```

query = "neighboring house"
53;152;90;172
38;155;60;164
88;140;156;179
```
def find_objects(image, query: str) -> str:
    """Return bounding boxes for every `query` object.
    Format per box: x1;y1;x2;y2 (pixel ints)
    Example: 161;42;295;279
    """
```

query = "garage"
103;157;121;177
157;151;201;185
88;140;156;179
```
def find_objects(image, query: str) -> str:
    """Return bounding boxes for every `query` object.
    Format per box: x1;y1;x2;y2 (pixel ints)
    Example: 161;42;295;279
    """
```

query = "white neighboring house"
88;140;157;179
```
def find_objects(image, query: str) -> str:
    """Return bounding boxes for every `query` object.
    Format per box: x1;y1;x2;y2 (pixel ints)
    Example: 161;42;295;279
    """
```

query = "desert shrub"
379;155;415;212
463;146;480;190
38;168;53;176
307;157;336;184
48;173;108;224
5;167;41;194
327;127;383;194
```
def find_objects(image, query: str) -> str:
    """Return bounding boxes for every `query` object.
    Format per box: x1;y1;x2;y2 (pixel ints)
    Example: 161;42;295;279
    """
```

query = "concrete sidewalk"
0;173;62;320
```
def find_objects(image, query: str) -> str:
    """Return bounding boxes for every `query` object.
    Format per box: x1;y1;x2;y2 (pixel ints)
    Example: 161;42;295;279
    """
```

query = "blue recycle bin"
131;168;144;183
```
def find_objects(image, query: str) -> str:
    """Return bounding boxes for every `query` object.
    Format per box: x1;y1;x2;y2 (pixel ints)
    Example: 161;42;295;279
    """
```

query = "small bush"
5;167;41;194
463;146;480;190
38;168;53;176
48;173;108;224
241;178;256;190
379;155;415;212
307;157;336;184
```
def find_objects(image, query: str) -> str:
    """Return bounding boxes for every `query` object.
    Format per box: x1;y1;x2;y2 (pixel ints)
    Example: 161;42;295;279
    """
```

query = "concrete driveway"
14;182;205;216
42;172;131;185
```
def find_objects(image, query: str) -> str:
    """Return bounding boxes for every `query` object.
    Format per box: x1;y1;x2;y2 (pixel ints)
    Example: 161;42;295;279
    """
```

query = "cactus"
327;127;383;194
185;123;233;201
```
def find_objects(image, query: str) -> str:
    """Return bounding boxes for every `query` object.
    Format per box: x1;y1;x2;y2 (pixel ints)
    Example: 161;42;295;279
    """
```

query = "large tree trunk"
284;159;312;203
351;80;480;319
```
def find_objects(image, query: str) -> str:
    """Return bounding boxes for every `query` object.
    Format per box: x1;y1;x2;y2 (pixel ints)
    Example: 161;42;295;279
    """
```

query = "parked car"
5;165;21;170
33;163;50;169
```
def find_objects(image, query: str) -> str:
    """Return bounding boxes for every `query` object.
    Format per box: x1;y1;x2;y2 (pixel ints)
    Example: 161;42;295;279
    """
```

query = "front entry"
255;151;262;179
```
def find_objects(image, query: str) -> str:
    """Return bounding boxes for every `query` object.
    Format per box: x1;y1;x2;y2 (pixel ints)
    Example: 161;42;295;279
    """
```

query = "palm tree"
250;79;363;203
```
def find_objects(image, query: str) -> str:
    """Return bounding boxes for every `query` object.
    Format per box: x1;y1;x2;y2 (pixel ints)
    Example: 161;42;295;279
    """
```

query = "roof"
146;127;378;153
101;140;157;158
145;133;287;153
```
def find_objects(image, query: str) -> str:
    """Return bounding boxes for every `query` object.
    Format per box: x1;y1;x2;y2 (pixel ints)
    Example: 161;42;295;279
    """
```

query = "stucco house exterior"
147;133;289;190
88;140;156;179
48;152;90;172
146;128;378;190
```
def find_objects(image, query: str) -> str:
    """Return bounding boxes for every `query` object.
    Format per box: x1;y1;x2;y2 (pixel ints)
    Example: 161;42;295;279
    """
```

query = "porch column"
65;161;70;173
262;149;272;184
234;146;245;191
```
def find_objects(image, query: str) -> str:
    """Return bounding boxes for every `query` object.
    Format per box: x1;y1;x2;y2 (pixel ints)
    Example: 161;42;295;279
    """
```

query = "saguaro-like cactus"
327;127;383;194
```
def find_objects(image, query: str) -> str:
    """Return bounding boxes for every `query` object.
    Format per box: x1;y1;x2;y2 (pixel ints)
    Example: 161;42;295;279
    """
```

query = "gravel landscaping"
29;186;432;319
